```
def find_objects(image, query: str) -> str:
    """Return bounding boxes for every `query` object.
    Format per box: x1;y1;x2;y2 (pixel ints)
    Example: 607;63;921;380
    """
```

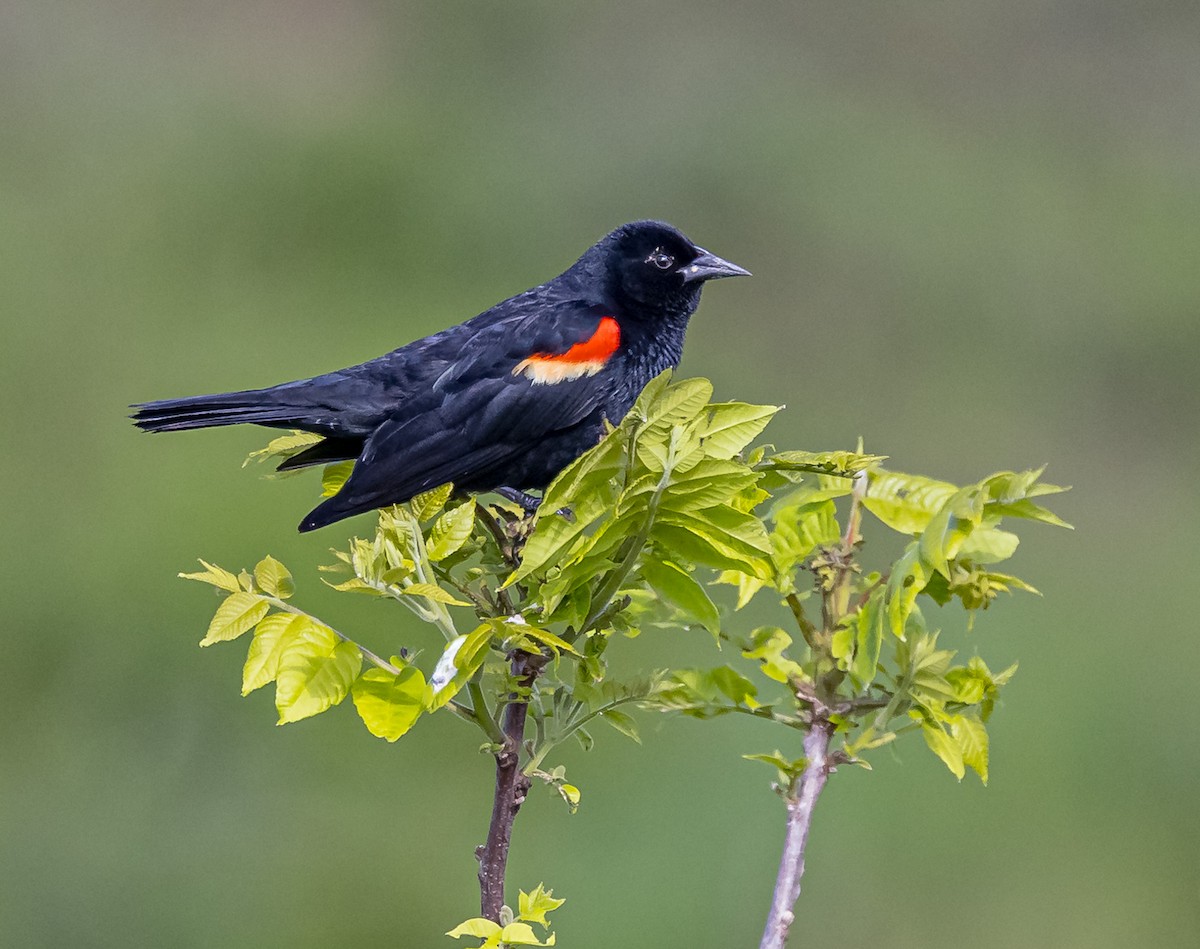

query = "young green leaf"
762;449;887;477
600;708;641;743
697;401;780;459
352;666;427;741
179;559;241;594
640;558;721;634
321;461;354;498
506;623;581;657
498;921;556;946
426;499;476;562
410;483;454;521
426;624;494;711
274;619;362;724
400;582;471;607
253;556;295;599
242;612;305;694
862;470;959;534
200;591;269;647
951;714;989;784
243;431;322;468
446;917;502;944
518;884;565;928
922;722;966;781
852;589;885;685
557;783;581;812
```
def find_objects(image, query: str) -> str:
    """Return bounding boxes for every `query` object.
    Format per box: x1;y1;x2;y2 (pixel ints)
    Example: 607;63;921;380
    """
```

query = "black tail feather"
131;389;304;433
276;437;363;472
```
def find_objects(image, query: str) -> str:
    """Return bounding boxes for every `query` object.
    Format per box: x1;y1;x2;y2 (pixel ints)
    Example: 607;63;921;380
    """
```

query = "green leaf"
770;499;840;574
253;556;295;599
656;458;762;511
852;590;885;685
762;449;887;476
952;714;989;784
943;666;987;704
557;783;581;812
708;666;759;707
652;523;768;577
426;499;477;562
885;543;929;637
351;666;427;741
323;577;385;595
743;750;808;782
179;559;241;594
956;527;1020;564
742;626;806;684
862;470;959;534
321;461;354;498
426;624;493;710
518;884;565;928
917;488;974;577
510;624;581;657
243;431;322;468
637;376;712;436
446;918;502;941
988;497;1073;529
509;431;626;585
655;507;772;578
713;570;767;610
499;922;556;946
400;582;471;607
698;401;780;458
410;483;453;521
200;592;269;646
274;619;362;723
640;558;721;634
242;612;305;694
601;708;641;743
923;723;965;780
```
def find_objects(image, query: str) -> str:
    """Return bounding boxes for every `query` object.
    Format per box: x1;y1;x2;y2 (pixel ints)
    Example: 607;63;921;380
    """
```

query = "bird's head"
585;220;750;318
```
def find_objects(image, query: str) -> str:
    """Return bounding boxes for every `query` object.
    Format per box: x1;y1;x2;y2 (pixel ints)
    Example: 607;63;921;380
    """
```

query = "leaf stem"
525;692;648;773
578;432;677;634
468;680;506;746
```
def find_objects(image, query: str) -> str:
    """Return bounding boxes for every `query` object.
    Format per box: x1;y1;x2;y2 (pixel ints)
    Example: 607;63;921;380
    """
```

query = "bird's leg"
495;487;574;523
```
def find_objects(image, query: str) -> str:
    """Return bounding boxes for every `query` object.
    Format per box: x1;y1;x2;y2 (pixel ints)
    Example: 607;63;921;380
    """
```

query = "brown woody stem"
477;651;540;921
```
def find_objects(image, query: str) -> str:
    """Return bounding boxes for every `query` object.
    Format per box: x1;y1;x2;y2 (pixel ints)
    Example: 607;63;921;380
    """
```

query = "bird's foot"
495;487;574;522
496;487;542;514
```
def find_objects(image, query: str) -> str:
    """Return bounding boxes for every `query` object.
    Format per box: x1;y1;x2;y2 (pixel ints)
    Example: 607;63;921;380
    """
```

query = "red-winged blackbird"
132;220;749;532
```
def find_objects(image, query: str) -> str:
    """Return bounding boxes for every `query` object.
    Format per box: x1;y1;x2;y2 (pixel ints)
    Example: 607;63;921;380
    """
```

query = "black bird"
132;220;749;531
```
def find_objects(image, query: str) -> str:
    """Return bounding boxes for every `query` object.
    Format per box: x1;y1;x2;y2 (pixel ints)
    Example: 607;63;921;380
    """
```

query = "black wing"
298;300;620;531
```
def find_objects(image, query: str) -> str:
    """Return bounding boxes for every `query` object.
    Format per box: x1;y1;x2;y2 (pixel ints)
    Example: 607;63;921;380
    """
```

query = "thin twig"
759;718;834;949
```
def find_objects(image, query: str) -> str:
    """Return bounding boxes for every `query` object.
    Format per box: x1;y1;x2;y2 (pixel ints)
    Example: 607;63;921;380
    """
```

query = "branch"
477;650;544;921
759;718;834;949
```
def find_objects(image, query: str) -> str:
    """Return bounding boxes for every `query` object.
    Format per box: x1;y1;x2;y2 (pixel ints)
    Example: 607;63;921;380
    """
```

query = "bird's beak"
680;248;752;283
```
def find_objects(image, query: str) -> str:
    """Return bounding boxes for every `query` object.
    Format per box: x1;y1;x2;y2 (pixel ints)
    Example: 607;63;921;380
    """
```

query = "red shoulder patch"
514;316;620;385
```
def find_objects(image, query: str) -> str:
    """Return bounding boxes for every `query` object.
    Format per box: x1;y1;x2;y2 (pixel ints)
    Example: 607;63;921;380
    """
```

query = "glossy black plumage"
132;221;749;531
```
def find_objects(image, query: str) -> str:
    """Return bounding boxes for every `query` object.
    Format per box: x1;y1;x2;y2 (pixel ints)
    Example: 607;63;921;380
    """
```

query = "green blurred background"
4;1;1197;946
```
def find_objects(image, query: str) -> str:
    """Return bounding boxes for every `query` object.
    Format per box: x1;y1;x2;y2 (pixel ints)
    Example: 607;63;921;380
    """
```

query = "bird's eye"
646;248;675;271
